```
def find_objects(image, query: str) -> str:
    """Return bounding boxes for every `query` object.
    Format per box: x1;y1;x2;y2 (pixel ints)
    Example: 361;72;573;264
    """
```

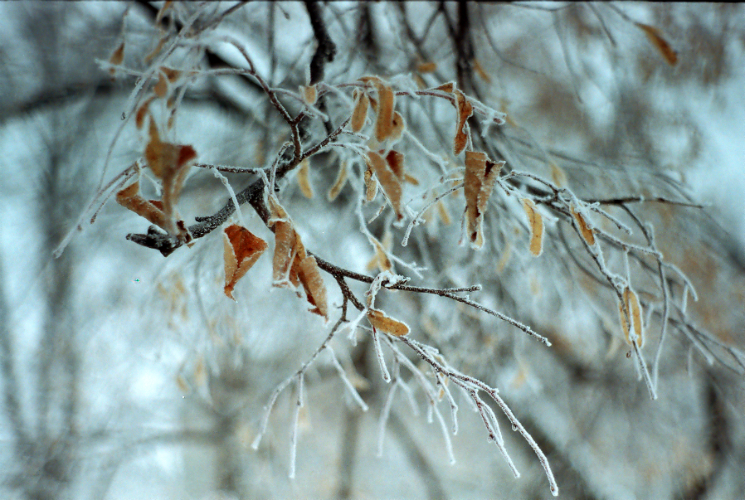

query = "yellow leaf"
223;224;268;300
368;308;409;337
301;84;317;105
620;287;644;347
570;205;596;246
522;199;544;257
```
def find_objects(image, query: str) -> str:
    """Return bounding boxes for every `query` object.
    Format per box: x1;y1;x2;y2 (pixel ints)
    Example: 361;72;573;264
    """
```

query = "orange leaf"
385;150;405;180
390;111;406;142
374;81;395;142
435;82;455;93
115;181;168;229
108;42;125;75
464;151;502;248
297;255;328;319
453;90;473;155
368;308;409;337
223;225;267;300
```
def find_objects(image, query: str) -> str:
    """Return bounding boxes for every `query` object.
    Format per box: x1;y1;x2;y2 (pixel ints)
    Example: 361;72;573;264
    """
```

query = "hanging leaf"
374;81;395;142
637;23;678;66
368;308;410;337
115;181;168;229
297;255;328;319
108;42;125;75
385;150;405;180
570;204;596;246
367;151;403;220
364;161;378;201
223;225;268;300
620;287;644;347
327;161;348;201
153;71;168;98
390;111;406;142
522;199;544;257
351;90;369;133
464;151;503;248
453;89;473;155
366;236;392;273
296;158;314;198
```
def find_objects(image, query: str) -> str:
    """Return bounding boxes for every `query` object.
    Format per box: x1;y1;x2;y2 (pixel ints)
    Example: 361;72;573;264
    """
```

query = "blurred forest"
1;2;745;499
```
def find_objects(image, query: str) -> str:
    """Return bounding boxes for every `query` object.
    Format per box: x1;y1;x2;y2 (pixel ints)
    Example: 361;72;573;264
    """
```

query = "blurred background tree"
1;2;744;499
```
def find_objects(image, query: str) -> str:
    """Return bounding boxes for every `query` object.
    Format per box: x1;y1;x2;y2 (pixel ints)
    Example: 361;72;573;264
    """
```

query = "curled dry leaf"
115;181;168;229
144;116;197;233
351;90;370;133
522;198;544;257
453;89;473;156
327;161;348;201
368;308;410;337
301;84;317;105
367;151;403;220
223;224;268;300
366;236;392;273
637;23;678;66
385;150;405;180
364;162;378;201
435;82;455;93
374;82;395;142
570;204;596;246
464;151;503;248
297;158;314;199
619;287;644;347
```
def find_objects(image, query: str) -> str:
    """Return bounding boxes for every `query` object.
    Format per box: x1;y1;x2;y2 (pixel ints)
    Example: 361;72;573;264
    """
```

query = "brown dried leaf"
351;91;369;133
115;181;168;229
108;42;125;75
464;151;502;248
154;72;168;98
223;224;268;300
522;198;544;257
374;82;395;142
367;151;403;220
364;162;378;201
161;66;181;83
145;35;168;64
297;158;314;199
301;84;317;105
435;82;455;93
135;97;155;130
570;205;596;246
366;236;392;273
368;308;409;337
404;173;419;186
454;90;473;156
297;255;328;319
637;23;678;66
272;220;298;286
621;287;644;347
417;61;437;73
327;161;348;201
390;111;406;142
385;150;405;180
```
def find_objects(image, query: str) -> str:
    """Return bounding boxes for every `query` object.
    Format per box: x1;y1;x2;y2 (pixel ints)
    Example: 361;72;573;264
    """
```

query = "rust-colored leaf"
351;91;369;133
135;97;155;130
453;89;473;156
464;151;502;248
161;66;181;83
223;224;268;300
116;181;168;229
367;151;403;220
297;255;328;319
272;219;298;286
417;61;437;73
637;23;678;66
145;35;168;64
522;198;544;257
570;205;596;246
385;150;405;180
327;161;348;201
368;308;409;337
297;158;313;198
